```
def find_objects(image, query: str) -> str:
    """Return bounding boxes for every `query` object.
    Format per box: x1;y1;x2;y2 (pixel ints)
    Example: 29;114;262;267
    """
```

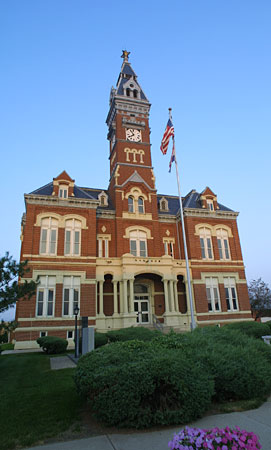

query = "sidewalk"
28;397;271;450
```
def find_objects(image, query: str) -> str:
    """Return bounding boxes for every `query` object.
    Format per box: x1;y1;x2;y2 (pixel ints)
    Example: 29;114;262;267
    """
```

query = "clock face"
126;128;142;142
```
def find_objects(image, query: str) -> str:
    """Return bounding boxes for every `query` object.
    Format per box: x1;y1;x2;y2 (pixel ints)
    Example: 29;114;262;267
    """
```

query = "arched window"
199;227;213;260
128;196;134;213
217;229;231;260
126;88;130;97
129;230;147;257
159;196;168;211
64;219;81;256
138;197;144;213
133;90;138;98
40;217;58;255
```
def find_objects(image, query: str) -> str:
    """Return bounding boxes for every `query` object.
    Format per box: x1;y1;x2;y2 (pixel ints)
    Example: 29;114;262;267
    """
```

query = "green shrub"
106;326;158;343
264;320;271;333
74;340;214;428
224;321;271;340
152;328;271;402
36;336;68;354
95;332;108;348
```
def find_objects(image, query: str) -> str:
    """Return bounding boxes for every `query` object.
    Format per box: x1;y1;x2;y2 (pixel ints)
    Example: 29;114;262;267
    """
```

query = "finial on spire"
121;50;130;62
168;108;172;120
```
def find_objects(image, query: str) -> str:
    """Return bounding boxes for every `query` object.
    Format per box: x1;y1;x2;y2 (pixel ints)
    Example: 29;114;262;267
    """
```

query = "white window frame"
199;227;213;260
39;217;58;255
207;199;214;211
224;277;239;311
206;277;221;312
163;239;174;258
39;331;48;338
67;330;74;339
63;276;80;317
129;230;148;257
98;237;109;258
59;185;68;198
217;229;231;260
64;219;81;256
36;276;56;317
138;197;144;214
128;196;134;213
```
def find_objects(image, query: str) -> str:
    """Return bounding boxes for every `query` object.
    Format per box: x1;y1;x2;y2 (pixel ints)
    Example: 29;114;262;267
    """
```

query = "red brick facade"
14;53;251;348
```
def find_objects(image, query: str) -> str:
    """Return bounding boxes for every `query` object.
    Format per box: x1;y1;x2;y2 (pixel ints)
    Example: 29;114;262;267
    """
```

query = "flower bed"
168;426;261;450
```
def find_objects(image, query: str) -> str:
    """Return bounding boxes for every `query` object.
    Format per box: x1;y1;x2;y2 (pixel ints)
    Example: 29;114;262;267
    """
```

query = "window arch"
128;196;134;213
129;230;148;257
64;219;81;256
159;196;169;211
216;228;231;260
40;217;58;255
138;197;144;213
199;227;213;260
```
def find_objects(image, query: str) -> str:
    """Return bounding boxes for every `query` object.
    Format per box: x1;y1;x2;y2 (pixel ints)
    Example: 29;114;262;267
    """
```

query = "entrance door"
134;294;149;323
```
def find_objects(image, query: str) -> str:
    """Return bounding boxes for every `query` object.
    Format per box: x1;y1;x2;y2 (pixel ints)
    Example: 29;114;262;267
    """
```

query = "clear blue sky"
1;0;270;321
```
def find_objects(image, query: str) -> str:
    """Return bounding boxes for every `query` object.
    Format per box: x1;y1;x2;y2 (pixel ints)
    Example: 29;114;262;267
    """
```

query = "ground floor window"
205;277;221;312
63;276;80;316
224;277;238;311
36;276;56;317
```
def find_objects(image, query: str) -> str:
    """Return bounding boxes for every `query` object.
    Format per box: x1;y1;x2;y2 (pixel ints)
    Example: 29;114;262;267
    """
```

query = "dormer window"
159;197;169;212
207;200;214;211
59;185;68;199
98;191;108;207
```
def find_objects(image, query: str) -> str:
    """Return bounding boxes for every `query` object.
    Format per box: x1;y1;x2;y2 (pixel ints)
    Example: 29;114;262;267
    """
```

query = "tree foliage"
249;278;271;320
0;253;37;313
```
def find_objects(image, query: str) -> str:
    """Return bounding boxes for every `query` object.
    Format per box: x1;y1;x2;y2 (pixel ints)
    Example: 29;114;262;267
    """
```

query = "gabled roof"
53;170;74;182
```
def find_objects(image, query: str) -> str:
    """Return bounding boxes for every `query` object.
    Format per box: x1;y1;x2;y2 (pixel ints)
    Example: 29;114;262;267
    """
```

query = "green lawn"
0;353;82;450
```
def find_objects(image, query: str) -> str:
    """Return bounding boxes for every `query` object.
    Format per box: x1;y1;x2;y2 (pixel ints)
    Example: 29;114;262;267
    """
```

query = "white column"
119;281;123;313
174;280;180;313
99;280;104;315
169;280;175;312
123;279;128;314
129;279;134;313
163;279;170;313
113;280;118;315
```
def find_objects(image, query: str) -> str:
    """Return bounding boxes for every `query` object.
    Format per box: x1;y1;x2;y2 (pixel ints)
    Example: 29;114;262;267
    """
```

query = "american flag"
169;140;176;172
160;118;174;155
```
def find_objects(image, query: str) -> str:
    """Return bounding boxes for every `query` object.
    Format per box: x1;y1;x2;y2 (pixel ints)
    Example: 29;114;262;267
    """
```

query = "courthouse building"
15;52;251;348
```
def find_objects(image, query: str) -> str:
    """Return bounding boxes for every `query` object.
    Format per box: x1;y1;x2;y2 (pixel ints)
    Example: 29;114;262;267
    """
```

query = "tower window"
138;197;144;213
128;196;134;213
133;90;138;98
126;88;130;97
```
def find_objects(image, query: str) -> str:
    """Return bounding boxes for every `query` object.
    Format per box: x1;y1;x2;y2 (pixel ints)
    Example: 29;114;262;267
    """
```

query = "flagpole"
169;108;196;330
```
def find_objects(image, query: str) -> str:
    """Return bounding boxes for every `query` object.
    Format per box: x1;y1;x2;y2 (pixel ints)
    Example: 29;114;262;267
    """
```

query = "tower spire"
121;49;130;62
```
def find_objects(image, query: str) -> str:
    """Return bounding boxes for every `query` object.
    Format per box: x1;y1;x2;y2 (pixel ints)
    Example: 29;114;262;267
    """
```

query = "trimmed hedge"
224;321;271;340
74;340;214;428
106;326;159;343
95;332;108;348
36;336;68;354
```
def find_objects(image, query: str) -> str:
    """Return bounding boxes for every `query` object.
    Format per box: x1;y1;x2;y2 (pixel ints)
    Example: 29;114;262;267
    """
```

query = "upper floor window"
128;196;134;213
65;219;81;256
138;197;144;213
98;237;109;258
59;185;68;198
36;276;56;317
163;238;174;258
130;230;147;257
217;229;231;260
206;277;221;312
40;217;58;255
63;276;80;316
224;277;238;311
199;227;213;260
98;191;108;207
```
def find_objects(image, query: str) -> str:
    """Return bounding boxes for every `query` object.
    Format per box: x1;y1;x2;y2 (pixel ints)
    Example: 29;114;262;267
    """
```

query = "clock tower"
106;51;157;214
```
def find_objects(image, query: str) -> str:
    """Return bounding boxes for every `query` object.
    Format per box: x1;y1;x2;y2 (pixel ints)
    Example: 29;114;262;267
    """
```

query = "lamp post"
74;305;80;359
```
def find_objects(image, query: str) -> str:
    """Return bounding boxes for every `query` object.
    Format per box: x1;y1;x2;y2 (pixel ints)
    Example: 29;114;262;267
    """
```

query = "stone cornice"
24;194;99;209
183;208;239;219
